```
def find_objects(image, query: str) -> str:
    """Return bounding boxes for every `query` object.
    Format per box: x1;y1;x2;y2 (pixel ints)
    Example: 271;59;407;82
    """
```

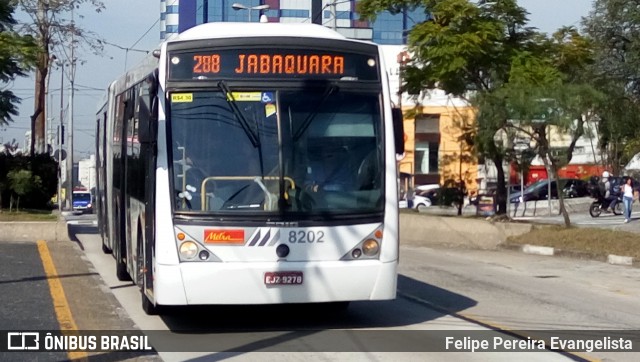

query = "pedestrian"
622;177;634;223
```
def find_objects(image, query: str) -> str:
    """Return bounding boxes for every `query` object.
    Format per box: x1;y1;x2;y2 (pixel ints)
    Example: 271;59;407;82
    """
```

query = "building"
160;0;427;43
525;122;604;184
78;154;96;191
380;45;479;192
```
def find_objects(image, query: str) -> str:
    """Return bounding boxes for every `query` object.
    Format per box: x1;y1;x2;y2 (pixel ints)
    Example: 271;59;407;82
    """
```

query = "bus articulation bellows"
95;22;404;315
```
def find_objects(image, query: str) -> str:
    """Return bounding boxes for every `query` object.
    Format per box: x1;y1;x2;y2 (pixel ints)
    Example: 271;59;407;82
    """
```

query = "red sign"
204;229;245;244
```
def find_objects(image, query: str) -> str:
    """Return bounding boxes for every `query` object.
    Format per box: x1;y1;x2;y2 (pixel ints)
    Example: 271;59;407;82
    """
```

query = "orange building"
382;45;478;193
399;100;478;193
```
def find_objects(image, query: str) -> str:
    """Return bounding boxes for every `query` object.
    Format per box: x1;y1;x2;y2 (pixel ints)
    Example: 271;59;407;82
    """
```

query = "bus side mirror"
392;108;405;155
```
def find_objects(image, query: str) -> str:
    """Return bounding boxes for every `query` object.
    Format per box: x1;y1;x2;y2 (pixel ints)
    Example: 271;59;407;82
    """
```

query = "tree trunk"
31;60;48;155
543;157;571;227
31;0;50;155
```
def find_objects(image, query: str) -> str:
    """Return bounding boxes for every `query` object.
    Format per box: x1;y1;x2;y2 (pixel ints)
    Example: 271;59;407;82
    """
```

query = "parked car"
509;178;588;203
411;192;433;210
562;178;589;198
414;187;465;209
470;184;522;205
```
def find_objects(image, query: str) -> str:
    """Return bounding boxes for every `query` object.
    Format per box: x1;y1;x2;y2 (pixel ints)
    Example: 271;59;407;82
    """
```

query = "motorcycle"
589;195;623;217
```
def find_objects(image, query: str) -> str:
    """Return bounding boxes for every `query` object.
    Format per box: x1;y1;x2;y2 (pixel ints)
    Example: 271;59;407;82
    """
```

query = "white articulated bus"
95;22;404;314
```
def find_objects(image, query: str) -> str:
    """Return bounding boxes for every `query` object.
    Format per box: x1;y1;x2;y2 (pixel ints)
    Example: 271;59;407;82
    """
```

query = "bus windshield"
169;88;383;216
73;192;91;202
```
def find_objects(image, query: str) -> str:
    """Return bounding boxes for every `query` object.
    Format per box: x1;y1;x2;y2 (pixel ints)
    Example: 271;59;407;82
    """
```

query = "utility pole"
330;1;337;30
58;61;64;212
65;10;75;210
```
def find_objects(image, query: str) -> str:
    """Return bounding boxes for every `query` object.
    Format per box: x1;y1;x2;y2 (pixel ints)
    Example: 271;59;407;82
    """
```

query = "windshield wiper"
217;81;261;147
293;85;339;141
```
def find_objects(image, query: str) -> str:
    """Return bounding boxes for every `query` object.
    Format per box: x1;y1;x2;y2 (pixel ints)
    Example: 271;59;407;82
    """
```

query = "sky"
1;0;593;158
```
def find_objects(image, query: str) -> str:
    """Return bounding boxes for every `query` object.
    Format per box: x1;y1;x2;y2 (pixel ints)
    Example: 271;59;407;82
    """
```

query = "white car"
411;193;432;210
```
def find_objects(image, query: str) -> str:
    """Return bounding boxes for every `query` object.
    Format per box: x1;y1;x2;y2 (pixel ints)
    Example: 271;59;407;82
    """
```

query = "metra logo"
204;229;245;244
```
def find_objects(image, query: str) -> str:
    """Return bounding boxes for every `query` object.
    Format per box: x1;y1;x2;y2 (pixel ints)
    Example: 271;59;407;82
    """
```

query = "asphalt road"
2;208;640;361
0;221;160;361
75;226;583;362
0;241;66;361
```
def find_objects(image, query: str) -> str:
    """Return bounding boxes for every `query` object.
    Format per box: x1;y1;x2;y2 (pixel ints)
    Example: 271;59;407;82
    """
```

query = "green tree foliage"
0;154;58;210
582;0;640;172
7;169;41;211
358;0;539;214
360;1;607;222
500;53;602;226
0;0;37;126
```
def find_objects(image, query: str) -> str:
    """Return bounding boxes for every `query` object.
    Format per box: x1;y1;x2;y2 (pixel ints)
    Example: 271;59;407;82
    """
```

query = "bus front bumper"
153;260;397;305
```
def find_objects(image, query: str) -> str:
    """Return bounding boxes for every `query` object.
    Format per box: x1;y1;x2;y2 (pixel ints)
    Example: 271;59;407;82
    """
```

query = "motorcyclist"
600;171;618;212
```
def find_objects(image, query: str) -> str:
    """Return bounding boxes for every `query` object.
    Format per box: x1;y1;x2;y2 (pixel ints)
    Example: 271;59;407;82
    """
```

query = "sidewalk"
411;197;594;218
405;198;640;267
513;210;640;233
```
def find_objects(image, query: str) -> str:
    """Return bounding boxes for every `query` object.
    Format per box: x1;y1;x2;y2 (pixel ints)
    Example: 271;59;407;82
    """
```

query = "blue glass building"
160;0;427;44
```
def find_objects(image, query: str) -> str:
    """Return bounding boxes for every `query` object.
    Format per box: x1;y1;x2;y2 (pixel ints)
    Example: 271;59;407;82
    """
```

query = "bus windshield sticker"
171;93;193;103
261;92;274;103
226;92;261;102
265;103;276;118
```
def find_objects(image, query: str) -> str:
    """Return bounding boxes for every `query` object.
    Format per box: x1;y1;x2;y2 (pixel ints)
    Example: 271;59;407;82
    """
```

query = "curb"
501;243;638;267
0;217;71;243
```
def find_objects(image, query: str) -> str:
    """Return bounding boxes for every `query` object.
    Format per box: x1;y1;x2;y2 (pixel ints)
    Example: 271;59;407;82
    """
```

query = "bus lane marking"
37;239;88;361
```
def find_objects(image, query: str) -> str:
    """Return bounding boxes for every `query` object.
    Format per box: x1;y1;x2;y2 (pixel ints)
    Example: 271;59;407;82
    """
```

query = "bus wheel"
116;239;130;281
142;292;161;315
116;258;130;281
101;242;112;254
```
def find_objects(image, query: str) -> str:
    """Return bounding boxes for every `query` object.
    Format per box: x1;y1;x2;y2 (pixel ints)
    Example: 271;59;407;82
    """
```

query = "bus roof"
172;22;347;42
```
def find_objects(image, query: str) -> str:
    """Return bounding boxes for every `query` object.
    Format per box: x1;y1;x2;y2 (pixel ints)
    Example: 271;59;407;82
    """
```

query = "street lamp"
231;3;270;22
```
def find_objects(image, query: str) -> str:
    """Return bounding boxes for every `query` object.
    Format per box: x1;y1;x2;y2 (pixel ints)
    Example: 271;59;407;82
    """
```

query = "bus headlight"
179;241;198;259
362;239;379;256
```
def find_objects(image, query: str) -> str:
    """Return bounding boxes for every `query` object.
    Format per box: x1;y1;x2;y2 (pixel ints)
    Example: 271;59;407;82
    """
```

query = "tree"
15;0;104;155
358;0;540;214
0;0;37;126
500;52;602;227
7;169;41;211
582;0;640;172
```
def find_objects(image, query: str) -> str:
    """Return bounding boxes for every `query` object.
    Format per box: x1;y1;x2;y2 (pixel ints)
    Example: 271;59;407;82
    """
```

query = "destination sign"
168;48;379;81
